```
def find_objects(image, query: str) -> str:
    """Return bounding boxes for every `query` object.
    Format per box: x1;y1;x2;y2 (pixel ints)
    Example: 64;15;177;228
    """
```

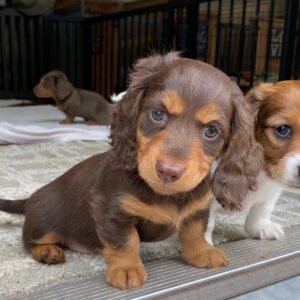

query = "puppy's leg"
85;119;101;125
245;188;284;240
204;199;220;246
26;232;65;264
179;216;229;269
102;228;147;289
60;115;74;124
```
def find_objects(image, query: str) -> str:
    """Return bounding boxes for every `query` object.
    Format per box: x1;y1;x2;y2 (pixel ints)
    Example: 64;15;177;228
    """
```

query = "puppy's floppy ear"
56;72;73;100
109;52;180;170
246;82;275;108
212;82;264;210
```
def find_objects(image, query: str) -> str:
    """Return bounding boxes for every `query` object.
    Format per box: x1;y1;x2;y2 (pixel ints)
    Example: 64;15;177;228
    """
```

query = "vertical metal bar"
110;20;115;96
117;18;122;91
10;15;18;92
175;7;180;49
264;0;275;81
68;22;75;84
204;0;211;62
28;18;36;88
75;22;81;87
56;21;61;70
91;23;95;91
137;14;142;56
80;0;85;18
144;13;149;52
1;14;9;91
49;22;56;70
105;20;109;97
293;16;300;79
130;15;134;66
94;22;99;93
0;16;2;91
122;17;128;89
215;0;222;67
225;0;234;73
249;0;261;88
153;11;157;48
279;0;299;80
236;0;247;85
82;20;92;90
18;16;27;92
186;2;199;58
38;17;45;79
60;21;67;73
97;21;107;95
167;8;174;51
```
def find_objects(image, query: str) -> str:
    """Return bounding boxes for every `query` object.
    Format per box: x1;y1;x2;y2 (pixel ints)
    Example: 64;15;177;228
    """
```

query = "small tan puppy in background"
34;70;111;125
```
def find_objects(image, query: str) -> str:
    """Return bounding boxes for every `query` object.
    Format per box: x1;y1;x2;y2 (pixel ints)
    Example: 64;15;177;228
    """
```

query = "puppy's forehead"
148;59;233;112
265;83;300;121
172;61;230;101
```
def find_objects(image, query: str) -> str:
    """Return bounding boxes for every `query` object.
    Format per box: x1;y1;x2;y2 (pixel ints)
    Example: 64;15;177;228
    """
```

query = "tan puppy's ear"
246;82;275;106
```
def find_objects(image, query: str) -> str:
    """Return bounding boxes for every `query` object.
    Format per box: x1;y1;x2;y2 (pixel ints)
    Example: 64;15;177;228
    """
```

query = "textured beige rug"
0;141;299;296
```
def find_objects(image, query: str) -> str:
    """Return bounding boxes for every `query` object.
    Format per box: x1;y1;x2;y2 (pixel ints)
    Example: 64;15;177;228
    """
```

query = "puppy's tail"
0;199;27;214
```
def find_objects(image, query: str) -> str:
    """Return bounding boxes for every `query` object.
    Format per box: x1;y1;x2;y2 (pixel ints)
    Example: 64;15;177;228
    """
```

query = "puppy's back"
77;89;111;124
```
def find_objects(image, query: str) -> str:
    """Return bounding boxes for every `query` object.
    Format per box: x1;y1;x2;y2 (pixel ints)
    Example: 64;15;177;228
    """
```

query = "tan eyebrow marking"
195;104;221;124
162;90;186;114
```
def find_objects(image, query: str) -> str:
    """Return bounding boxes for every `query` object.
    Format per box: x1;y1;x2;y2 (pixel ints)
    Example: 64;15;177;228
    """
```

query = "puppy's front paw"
60;118;73;124
106;265;147;289
183;246;229;269
246;221;284;240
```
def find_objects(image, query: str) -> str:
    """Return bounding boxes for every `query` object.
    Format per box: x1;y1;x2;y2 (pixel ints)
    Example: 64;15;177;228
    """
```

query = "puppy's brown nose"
156;160;185;183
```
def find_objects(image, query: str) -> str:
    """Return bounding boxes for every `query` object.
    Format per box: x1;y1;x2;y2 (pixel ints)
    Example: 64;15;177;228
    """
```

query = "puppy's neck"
54;89;74;102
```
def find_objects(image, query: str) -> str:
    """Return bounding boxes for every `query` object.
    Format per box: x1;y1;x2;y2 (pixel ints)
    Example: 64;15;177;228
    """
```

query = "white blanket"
0;104;110;144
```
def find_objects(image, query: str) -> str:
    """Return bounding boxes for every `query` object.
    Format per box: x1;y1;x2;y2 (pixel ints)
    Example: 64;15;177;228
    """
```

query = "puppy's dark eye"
151;109;167;122
204;125;219;139
274;125;292;138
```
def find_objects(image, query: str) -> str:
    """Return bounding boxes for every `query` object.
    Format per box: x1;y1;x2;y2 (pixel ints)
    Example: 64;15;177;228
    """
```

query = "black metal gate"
0;8;85;99
0;0;299;99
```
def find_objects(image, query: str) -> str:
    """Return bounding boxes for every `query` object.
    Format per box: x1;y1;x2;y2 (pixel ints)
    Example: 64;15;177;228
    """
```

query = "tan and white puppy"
206;80;300;244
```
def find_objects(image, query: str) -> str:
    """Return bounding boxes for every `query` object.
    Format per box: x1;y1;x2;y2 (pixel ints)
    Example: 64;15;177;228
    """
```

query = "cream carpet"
0;141;299;297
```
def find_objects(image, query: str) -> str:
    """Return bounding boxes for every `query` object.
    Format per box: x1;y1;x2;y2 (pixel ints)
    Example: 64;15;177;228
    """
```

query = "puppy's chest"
121;192;212;230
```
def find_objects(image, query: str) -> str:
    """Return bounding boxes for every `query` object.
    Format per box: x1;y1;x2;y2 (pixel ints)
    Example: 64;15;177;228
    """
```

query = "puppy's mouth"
136;130;212;195
138;158;210;195
33;86;52;98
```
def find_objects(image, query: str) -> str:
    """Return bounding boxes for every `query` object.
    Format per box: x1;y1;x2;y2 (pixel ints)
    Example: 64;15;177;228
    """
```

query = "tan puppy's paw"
106;265;147;289
183;246;229;269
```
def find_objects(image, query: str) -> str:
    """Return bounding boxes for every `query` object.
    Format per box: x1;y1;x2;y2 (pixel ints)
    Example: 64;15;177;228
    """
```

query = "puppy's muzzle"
155;160;185;183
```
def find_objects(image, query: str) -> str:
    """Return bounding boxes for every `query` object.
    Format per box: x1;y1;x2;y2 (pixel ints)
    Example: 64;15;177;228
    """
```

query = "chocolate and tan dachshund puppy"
33;70;110;125
0;53;262;289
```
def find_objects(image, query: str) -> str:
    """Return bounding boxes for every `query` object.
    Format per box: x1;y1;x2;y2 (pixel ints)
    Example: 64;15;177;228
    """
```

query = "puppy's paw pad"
106;266;147;289
185;247;229;269
32;245;65;264
247;222;284;240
